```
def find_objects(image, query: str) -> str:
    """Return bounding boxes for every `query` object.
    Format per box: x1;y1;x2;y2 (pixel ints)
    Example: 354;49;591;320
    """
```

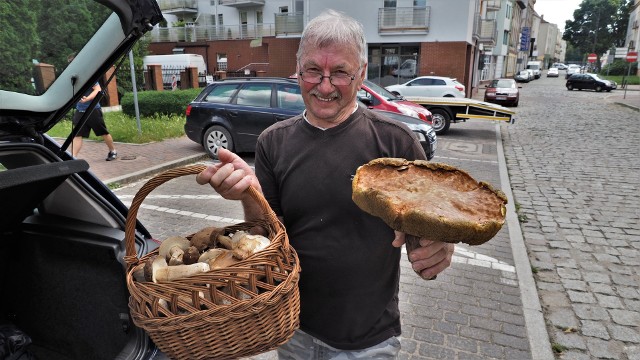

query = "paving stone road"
498;75;640;360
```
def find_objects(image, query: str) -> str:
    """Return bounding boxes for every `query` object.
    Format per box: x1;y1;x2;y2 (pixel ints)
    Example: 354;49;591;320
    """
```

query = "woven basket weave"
124;164;300;360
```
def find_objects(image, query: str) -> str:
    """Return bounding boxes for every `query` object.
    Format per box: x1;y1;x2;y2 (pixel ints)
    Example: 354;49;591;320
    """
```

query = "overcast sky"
534;0;583;32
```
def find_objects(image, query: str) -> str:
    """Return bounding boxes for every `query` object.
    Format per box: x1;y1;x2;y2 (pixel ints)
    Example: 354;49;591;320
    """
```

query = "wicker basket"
124;164;300;360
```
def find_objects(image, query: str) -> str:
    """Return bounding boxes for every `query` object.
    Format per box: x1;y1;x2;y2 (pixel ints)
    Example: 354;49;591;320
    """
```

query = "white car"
566;64;581;79
547;67;559;77
386;76;466;98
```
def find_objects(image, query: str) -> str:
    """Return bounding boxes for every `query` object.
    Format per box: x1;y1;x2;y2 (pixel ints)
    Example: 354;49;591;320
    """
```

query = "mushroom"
158;236;191;265
208;250;239;270
190;227;223;252
183;246;201;265
198;248;227;264
232;234;271;260
153;262;211;282
146;256;169;283
217;231;245;250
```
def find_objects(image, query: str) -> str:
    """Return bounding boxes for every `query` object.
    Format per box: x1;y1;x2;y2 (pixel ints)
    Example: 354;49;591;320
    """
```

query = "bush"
600;60;638;76
120;88;202;117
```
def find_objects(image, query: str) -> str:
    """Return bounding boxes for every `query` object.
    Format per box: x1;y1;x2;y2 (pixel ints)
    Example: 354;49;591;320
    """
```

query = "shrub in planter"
121;89;201;117
600;60;637;76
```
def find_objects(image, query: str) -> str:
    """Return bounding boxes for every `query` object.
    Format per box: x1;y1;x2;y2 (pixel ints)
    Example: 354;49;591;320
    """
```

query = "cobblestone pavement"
494;75;640;359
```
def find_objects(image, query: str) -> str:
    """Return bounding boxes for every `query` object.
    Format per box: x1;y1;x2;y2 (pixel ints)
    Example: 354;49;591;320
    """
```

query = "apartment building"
147;0;505;96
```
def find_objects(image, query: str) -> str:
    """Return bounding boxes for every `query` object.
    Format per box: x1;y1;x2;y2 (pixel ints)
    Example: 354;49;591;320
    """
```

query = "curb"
495;124;554;360
614;101;640;111
103;153;209;186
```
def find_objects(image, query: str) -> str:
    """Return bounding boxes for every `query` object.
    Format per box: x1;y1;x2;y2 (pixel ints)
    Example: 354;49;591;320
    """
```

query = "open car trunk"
0;140;155;360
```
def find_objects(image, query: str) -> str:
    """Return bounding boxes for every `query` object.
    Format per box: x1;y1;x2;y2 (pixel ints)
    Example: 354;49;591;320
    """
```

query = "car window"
277;84;305;111
413;78;432;86
236;83;272;107
490;80;515;88
205;84;240;103
364;80;398;100
433;79;446;86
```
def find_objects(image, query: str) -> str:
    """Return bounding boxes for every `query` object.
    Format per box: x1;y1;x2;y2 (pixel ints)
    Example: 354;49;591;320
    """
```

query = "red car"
358;79;433;124
484;78;521;107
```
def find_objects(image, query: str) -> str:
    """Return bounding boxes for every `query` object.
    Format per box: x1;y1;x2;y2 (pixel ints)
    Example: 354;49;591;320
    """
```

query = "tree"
37;0;110;76
563;0;631;63
0;0;40;93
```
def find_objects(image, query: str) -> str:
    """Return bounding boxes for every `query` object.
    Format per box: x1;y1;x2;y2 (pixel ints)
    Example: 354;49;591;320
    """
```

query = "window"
210;0;216;5
279;6;288;13
218;14;223;25
433;79;446;85
413;0;426;6
235;84;272;107
205;84;239;103
503;30;509;45
277;84;304;111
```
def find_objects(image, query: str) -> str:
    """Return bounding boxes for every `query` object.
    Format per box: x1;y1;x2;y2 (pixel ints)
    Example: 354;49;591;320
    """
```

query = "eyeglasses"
298;70;358;86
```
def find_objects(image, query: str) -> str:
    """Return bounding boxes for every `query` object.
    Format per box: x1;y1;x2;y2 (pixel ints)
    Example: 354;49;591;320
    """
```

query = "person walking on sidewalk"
197;9;454;359
71;82;117;161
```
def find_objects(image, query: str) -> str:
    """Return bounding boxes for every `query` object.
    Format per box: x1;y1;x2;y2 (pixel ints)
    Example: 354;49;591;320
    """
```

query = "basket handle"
123;164;284;267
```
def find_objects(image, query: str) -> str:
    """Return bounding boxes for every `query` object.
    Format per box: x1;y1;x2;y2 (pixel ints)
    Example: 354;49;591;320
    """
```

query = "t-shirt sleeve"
254;137;282;217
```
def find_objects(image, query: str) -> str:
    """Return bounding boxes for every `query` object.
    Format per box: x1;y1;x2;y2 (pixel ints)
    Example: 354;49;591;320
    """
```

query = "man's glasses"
298;70;358;86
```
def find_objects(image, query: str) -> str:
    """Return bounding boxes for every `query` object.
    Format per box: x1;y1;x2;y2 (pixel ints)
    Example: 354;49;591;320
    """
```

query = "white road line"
119;200;244;225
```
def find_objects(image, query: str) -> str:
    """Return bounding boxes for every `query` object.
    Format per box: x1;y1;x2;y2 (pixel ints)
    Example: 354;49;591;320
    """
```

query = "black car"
185;80;437;160
370;109;437;161
0;1;165;359
566;73;617;92
185;77;305;159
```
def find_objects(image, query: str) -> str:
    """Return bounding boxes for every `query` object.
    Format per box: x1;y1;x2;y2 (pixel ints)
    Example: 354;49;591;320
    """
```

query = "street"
113;73;639;359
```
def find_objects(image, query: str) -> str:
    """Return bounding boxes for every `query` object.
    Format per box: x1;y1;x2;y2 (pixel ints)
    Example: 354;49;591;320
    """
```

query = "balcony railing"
274;12;304;36
378;7;431;34
485;0;501;11
218;0;265;7
474;15;497;46
147;23;276;43
157;0;198;13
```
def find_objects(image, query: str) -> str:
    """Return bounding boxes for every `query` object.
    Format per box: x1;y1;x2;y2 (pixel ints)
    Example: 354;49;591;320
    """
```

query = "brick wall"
149;37;300;78
420;41;474;96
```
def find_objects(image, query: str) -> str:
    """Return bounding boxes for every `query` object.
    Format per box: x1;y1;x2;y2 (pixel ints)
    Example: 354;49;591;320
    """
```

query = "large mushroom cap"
352;158;507;246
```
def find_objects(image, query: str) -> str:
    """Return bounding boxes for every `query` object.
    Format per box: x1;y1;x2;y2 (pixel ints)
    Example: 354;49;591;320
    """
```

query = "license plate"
496;96;507;100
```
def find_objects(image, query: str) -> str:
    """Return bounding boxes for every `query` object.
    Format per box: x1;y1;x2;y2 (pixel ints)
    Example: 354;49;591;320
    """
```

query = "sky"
534;0;583;32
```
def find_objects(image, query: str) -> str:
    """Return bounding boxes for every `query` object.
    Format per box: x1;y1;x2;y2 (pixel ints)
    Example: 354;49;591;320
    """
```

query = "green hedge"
600;60;638;76
120;88;202;117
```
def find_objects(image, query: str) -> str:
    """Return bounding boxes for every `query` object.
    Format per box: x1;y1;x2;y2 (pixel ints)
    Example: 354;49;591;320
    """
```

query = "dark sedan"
186;79;437;160
566;73;616;92
484;78;521;107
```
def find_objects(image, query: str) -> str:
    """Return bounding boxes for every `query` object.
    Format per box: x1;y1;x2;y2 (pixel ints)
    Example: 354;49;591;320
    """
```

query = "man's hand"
195;148;261;200
392;231;454;280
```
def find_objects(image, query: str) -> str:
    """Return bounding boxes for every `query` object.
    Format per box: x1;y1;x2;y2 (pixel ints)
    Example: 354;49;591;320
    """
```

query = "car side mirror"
358;97;372;106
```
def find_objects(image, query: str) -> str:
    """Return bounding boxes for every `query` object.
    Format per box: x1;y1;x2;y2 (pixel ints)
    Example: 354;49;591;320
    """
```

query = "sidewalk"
605;84;640;111
63;136;208;185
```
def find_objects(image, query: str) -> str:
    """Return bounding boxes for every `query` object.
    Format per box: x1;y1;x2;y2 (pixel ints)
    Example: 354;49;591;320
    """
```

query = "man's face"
297;44;366;128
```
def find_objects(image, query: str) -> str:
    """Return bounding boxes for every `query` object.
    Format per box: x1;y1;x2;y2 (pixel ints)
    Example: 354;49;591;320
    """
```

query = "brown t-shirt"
255;105;426;350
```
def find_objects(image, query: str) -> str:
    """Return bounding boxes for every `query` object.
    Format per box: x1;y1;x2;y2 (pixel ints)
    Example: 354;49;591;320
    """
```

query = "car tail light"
455;85;465;93
186;104;192;116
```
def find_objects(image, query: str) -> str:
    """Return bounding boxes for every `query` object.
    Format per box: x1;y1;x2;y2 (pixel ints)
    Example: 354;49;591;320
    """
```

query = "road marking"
119;199;244;225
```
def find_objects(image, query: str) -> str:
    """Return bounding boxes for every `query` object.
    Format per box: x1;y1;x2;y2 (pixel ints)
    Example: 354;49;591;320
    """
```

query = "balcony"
275;12;303;36
474;16;497;47
219;0;265;8
147;23;276;43
378;7;431;34
157;0;198;17
485;0;501;11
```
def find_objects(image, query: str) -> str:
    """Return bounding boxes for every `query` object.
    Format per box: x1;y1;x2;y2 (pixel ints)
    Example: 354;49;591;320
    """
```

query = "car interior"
0;142;152;360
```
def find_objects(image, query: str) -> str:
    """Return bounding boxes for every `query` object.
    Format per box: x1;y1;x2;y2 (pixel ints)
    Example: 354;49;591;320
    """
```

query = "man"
70;80;117;160
196;9;454;359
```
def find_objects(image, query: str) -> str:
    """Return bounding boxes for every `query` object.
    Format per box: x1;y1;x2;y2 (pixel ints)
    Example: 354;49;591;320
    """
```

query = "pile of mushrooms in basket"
135;226;270;283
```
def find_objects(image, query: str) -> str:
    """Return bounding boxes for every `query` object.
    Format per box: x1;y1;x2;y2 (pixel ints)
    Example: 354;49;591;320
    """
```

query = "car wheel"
443;94;455;98
429;108;451;135
596;85;603;92
203;125;233;160
567;84;573;90
390;91;402;97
